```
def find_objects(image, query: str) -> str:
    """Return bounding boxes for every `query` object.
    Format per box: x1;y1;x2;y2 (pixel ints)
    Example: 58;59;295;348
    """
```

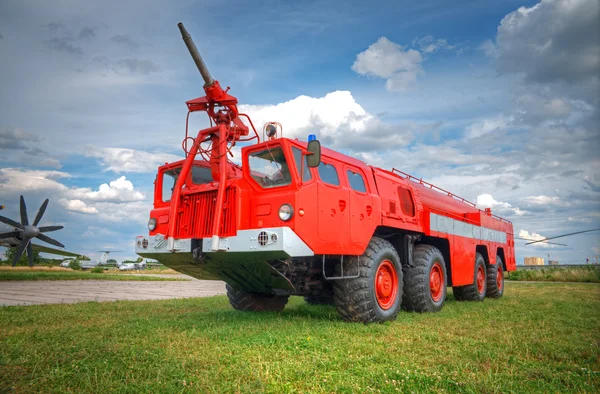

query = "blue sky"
0;0;598;264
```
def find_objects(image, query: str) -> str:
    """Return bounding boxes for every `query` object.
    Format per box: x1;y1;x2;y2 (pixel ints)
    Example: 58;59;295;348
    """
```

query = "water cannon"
177;22;243;121
177;22;214;87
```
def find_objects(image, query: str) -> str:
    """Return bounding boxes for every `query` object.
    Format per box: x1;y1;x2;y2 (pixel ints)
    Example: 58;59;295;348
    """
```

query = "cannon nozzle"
178;22;214;87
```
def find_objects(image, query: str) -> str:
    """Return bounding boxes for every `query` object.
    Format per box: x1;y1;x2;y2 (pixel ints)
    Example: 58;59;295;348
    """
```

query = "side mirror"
306;140;321;168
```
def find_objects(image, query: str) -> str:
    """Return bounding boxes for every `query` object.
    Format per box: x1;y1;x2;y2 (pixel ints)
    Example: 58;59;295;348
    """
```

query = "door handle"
339;200;346;212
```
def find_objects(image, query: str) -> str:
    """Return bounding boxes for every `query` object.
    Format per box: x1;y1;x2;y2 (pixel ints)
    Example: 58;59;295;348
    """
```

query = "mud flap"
217;261;294;294
147;251;294;295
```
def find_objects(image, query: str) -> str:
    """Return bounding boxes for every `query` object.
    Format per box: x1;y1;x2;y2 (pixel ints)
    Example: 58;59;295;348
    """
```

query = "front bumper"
134;227;314;294
135;227;313;258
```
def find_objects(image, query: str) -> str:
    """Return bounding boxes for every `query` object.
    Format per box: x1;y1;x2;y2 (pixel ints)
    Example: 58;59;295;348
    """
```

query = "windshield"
248;146;292;188
161;165;214;202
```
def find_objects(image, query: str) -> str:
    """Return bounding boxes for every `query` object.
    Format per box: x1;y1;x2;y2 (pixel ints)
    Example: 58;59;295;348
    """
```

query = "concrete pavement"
0;276;226;306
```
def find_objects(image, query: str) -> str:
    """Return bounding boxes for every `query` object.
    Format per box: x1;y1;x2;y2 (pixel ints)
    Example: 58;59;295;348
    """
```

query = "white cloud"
60;198;99;214
514;94;574;124
522;195;563;205
86;147;182;173
518;229;552;248
476;194;527;216
239;90;415;151
70;176;145;203
412;35;455;55
92;200;151;224
491;0;600;85
583;171;600;192
466;116;512;139
0;168;70;193
0;128;40;148
352;37;423;92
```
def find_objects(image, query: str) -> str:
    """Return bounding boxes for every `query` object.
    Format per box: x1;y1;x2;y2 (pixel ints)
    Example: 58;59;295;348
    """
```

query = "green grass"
507;266;600;283
0;271;188;281
0;282;598;393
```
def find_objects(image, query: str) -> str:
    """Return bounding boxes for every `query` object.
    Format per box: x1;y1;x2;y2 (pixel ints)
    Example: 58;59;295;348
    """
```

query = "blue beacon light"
308;134;316;142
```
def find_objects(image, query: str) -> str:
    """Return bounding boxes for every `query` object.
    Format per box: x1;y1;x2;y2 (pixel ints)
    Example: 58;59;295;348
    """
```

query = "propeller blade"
37;233;65;248
27;242;34;267
0;231;21;239
33;199;49;226
515;237;566;246
20;195;28;226
0;215;24;229
12;239;29;266
38;225;63;233
525;228;600;245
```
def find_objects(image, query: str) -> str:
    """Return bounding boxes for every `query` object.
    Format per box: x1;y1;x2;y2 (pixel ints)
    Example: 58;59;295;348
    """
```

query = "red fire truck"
135;24;516;323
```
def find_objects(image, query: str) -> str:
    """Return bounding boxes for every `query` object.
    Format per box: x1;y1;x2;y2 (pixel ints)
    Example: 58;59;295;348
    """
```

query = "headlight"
148;218;157;231
278;204;293;221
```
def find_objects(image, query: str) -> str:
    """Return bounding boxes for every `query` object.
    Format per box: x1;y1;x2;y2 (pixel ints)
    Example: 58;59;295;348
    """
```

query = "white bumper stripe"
201;227;313;256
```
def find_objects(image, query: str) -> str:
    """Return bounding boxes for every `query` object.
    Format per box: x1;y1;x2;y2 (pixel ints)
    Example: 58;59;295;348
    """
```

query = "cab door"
316;159;349;247
345;165;374;244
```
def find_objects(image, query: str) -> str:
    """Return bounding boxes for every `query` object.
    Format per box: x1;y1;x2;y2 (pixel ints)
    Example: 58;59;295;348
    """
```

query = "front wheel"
333;237;403;323
226;284;289;312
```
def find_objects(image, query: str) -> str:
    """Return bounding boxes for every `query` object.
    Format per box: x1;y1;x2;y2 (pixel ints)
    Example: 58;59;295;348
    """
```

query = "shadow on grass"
209;302;342;322
280;303;342;321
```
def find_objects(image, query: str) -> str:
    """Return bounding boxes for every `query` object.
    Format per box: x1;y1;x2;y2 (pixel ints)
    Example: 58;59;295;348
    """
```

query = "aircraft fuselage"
0;222;21;247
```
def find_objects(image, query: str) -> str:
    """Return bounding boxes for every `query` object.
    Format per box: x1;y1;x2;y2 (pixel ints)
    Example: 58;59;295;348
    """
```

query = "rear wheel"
453;253;486;301
486;255;504;298
402;244;447;312
333;237;403;323
226;284;289;312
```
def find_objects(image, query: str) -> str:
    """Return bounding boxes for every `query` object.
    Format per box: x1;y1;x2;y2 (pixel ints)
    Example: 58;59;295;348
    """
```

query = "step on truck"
135;23;516;323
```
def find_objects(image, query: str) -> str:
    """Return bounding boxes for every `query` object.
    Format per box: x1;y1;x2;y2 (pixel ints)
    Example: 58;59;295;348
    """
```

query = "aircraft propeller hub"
22;225;40;238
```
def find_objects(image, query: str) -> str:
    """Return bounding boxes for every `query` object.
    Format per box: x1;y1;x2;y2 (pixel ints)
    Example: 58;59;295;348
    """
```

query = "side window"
398;186;415;216
292;147;312;182
346;169;366;193
191;166;213;184
318;162;340;186
162;169;180;202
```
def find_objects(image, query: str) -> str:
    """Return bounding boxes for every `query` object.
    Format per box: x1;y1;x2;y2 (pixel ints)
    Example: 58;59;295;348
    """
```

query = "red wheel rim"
476;264;485;295
375;259;398;310
429;262;444;302
497;264;503;291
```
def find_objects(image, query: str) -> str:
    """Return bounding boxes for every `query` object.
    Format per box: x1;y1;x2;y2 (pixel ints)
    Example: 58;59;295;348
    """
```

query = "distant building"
524;257;545;266
548;260;559;266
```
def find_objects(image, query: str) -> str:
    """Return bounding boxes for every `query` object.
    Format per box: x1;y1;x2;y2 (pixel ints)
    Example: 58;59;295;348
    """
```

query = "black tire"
453;253;486;302
402;244;447;312
486;255;504;298
333;237;403;323
226;284;289;312
304;295;334;305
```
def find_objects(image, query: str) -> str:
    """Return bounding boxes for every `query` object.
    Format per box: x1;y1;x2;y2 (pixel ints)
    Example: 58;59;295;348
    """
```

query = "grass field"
0;271;187;281
0;282;598;393
507;266;600;283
